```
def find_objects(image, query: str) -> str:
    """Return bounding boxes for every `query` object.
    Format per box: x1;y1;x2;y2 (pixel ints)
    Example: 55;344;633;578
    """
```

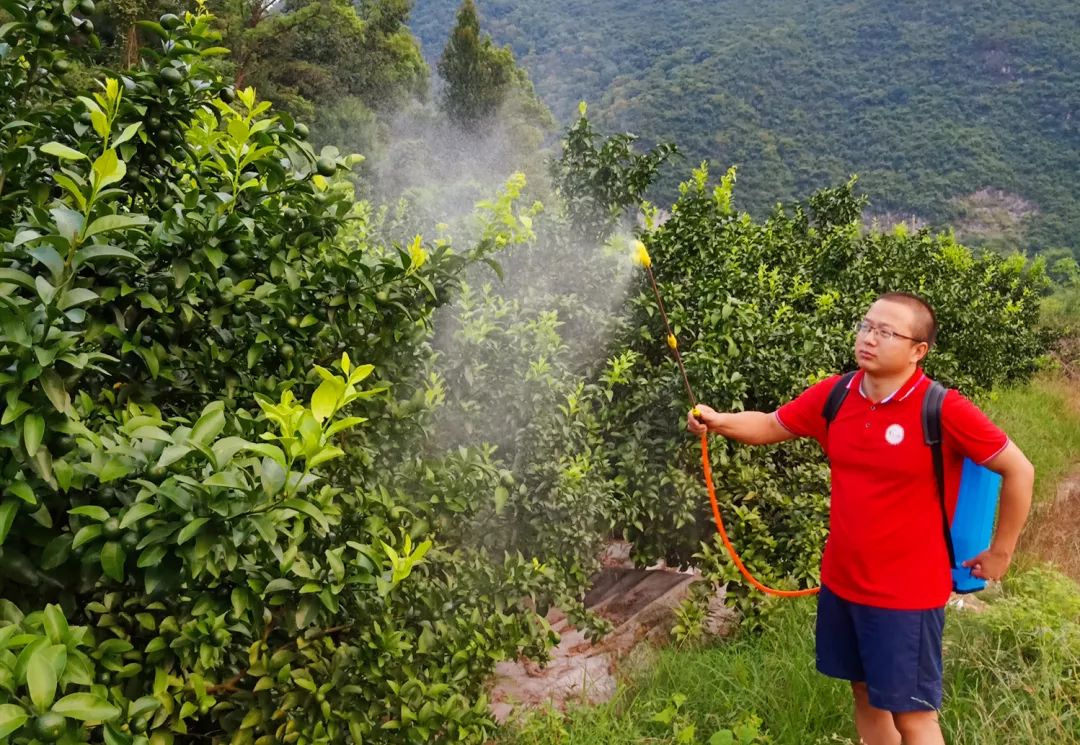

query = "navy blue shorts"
815;584;945;712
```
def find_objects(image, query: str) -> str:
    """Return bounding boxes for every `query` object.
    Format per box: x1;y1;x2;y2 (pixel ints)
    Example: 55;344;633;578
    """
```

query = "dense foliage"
595;161;1047;617
0;5;612;743
410;0;1080;256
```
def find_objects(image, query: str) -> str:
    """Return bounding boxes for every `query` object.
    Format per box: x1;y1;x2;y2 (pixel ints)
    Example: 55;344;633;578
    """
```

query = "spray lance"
633;239;818;598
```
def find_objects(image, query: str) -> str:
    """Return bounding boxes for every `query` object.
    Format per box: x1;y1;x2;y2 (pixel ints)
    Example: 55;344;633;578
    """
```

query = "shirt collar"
852;368;928;404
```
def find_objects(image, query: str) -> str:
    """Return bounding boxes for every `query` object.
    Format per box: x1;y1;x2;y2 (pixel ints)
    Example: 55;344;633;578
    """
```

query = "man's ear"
913;342;930;364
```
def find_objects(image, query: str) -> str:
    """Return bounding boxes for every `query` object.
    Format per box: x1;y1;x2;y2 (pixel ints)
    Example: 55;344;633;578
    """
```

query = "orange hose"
698;431;819;597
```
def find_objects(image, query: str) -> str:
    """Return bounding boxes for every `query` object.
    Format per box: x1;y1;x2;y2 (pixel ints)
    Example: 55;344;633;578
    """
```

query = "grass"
981;371;1080;506
982;371;1080;580
500;369;1080;745
503;568;1080;744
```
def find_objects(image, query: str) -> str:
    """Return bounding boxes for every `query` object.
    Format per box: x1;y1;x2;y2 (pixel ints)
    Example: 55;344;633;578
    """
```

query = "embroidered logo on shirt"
885;423;905;445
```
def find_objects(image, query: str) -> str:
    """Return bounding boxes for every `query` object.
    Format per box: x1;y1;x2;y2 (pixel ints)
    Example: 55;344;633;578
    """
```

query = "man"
686;292;1034;745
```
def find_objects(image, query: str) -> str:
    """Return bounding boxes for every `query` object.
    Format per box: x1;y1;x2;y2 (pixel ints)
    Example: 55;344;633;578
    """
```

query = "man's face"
854;299;929;374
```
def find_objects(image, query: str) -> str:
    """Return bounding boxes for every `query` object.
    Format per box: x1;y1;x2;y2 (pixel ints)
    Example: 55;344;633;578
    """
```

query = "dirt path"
1021;467;1080;583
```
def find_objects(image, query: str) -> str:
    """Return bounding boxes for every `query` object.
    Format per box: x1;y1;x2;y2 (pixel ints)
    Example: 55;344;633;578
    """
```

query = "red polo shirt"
775;368;1008;610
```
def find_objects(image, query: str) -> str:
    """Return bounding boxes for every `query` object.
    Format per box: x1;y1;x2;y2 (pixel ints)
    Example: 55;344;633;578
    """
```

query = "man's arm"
687;405;797;445
962;440;1034;581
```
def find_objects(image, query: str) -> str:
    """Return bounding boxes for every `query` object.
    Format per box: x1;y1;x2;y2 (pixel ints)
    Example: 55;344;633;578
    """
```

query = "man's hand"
686;407;796;445
962;547;1012;582
687;404;720;435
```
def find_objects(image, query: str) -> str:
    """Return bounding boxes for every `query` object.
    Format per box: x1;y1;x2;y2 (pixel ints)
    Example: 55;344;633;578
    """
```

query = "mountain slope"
410;0;1080;254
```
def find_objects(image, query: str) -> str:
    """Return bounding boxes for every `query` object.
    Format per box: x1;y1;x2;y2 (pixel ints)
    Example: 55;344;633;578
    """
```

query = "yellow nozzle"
632;239;652;268
691;407;702;419
666;333;678;350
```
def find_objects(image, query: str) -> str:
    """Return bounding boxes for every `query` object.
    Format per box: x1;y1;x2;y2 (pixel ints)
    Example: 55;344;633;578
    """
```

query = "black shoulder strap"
822;371;857;430
922;381;957;569
821;371;857;458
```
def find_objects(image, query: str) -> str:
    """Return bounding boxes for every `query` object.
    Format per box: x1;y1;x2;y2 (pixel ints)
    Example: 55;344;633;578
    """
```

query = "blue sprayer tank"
950;458;1002;593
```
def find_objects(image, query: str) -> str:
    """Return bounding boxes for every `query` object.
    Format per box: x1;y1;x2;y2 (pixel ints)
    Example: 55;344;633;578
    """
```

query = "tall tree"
436;0;516;128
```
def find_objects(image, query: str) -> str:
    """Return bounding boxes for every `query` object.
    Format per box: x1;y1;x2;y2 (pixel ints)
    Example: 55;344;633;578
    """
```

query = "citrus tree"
0;3;604;743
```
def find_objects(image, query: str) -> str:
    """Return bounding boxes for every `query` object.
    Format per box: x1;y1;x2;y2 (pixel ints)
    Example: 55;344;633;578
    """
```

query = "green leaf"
119;502;157;529
5;480;35;505
156;443;193;468
73;245;140;268
100;541;126;582
190;404;226;446
176;518;209;545
279;499;329;531
50;206;84;243
0;267;36;289
28;645;58;710
259;457;286;496
41;535;73;570
211;436;249;468
53;692;121;721
90;110;108;139
72;523;103;549
113;122;142;147
23;413;45;456
134;20;167;38
264;578;294;593
39;370;72;415
91;149;125;190
43;605;69;644
0;704;28;739
325;416;367;437
494;486;509;514
307;446;344;469
53;173;87;211
83;214;149;241
245;443;286;468
128;696;160;720
69;505;110;522
0;500;18;546
137;545;166;568
29;245;65;280
310;378;344;422
41;141;87;160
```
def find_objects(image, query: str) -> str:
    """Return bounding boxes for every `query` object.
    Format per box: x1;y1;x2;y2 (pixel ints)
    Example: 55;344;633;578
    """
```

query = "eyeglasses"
854;320;925;343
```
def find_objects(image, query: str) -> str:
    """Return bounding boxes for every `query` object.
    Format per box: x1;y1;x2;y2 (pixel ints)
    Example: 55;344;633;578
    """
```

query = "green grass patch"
982;372;1080;505
502;567;1080;745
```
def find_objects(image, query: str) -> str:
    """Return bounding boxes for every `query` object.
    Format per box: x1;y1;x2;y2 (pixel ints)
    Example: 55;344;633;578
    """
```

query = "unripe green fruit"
159;13;181;30
293;123;309;139
79;0;96;14
34;19;56;35
33;713;67;743
159;67;183;86
315;157;336;177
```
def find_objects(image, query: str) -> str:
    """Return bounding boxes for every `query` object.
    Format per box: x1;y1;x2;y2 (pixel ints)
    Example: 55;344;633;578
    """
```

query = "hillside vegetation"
410;0;1080;255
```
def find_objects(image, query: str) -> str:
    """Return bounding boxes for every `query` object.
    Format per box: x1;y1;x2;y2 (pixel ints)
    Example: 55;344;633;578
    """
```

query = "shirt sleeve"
941;390;1009;465
774;375;843;444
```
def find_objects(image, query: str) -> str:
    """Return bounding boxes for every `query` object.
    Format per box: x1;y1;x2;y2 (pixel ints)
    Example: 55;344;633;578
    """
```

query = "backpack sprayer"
633;240;1001;597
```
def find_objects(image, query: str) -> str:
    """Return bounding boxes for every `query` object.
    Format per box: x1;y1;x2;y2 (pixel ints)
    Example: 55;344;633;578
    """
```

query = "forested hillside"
410;0;1080;255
